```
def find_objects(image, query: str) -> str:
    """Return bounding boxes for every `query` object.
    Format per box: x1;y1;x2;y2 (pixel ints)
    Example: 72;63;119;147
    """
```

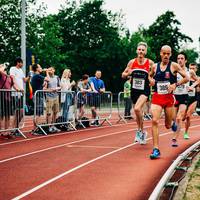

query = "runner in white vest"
172;52;198;146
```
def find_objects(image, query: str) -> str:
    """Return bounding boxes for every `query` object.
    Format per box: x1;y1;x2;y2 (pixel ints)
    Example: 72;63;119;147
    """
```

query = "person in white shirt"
9;57;30;131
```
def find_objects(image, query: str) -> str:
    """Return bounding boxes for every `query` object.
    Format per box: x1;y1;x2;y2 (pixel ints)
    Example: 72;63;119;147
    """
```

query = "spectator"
77;74;92;119
43;66;61;133
9;57;29;133
89;70;105;126
31;64;48;132
123;76;133;119
60;69;76;120
0;63;20;138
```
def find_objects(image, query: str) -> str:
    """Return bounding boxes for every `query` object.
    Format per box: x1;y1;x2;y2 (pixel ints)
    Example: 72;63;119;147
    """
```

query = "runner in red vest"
149;45;189;159
122;42;154;145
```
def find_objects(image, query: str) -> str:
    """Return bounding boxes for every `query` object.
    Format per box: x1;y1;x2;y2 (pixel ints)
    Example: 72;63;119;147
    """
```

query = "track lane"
0;118;200;199
15;128;200;200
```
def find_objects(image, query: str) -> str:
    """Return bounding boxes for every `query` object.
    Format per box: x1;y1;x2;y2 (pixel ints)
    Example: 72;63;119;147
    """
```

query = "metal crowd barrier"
33;90;76;135
117;92;133;124
76;91;112;128
0;89;26;138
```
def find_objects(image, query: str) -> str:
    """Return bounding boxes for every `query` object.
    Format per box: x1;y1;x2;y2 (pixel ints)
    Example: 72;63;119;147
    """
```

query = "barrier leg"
37;125;48;135
17;128;27;138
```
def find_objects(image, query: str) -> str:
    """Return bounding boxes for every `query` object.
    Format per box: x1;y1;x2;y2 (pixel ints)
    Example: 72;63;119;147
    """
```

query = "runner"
122;42;154;144
172;53;199;146
183;63;200;139
149;45;189;159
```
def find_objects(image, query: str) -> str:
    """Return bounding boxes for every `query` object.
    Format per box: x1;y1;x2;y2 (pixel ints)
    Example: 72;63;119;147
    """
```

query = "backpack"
76;117;90;129
55;116;70;131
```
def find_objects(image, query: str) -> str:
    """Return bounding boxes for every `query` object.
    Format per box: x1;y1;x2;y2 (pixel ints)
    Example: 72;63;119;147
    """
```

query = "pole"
21;0;26;105
199;37;200;64
21;0;26;75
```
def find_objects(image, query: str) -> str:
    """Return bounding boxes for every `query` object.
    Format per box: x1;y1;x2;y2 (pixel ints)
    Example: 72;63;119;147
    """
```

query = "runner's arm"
189;70;200;88
167;63;189;93
148;63;156;86
174;63;189;86
122;59;134;79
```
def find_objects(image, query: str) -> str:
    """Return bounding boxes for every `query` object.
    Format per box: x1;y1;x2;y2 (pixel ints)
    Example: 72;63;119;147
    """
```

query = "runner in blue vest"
149;45;189;159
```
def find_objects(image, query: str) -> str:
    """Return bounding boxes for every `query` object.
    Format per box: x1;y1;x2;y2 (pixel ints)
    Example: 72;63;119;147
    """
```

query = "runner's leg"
164;106;175;129
134;94;148;132
185;101;197;135
151;104;162;149
173;104;187;140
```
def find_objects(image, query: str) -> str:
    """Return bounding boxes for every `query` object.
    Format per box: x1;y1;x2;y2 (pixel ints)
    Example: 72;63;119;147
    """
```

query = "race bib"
132;78;145;90
188;88;195;97
174;84;187;94
157;81;170;94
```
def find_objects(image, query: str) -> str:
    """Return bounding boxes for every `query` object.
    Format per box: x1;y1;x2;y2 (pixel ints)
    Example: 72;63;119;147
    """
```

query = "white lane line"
0;125;150;164
1;118;200;163
12;124;200;200
1;117;199;146
67;145;121;149
0;120;144;146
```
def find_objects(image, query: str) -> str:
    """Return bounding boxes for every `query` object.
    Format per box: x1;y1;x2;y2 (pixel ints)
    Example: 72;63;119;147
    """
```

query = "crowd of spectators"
0;58;106;137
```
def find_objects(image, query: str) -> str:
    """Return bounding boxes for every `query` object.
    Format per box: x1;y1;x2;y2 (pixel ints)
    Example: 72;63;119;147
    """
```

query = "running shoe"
95;119;100;126
134;130;141;143
140;131;148;145
4;133;15;139
171;121;178;132
52;126;61;132
150;148;161;159
184;132;190;139
171;139;178;147
143;115;149;121
49;126;54;133
90;121;96;126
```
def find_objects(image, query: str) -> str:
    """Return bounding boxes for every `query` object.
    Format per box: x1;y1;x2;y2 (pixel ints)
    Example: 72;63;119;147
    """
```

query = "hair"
161;45;171;52
47;65;55;69
82;74;89;80
178;51;188;60
32;64;39;72
14;57;23;66
189;63;198;68
137;42;148;49
62;69;71;79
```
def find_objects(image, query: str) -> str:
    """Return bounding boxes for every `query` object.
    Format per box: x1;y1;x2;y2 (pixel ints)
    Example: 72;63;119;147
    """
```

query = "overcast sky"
38;0;200;50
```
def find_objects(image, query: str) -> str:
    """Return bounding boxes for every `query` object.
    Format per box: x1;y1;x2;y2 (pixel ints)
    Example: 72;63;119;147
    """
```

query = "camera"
3;62;9;69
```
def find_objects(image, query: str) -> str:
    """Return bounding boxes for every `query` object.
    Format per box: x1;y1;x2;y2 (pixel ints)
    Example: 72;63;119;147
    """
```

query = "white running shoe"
52;126;61;132
140;131;147;145
134;130;141;143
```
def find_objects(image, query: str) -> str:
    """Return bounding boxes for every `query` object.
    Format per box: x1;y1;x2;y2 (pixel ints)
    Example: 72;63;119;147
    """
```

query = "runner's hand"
149;78;155;86
168;83;176;93
187;86;194;91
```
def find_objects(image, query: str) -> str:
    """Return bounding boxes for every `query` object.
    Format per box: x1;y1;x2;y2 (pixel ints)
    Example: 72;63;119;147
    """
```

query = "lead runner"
149;45;189;159
122;42;154;144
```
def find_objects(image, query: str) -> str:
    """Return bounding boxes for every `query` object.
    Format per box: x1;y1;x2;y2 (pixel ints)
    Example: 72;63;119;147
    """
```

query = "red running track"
0;117;200;200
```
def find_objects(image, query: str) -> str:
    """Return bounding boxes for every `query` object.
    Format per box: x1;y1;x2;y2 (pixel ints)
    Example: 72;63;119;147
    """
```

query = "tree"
183;48;199;64
0;0;47;65
0;0;22;63
57;0;128;91
32;14;64;73
143;11;193;61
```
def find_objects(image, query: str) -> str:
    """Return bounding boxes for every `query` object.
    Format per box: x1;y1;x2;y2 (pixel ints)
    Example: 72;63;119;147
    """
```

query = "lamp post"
199;37;200;64
21;0;26;74
21;0;26;106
